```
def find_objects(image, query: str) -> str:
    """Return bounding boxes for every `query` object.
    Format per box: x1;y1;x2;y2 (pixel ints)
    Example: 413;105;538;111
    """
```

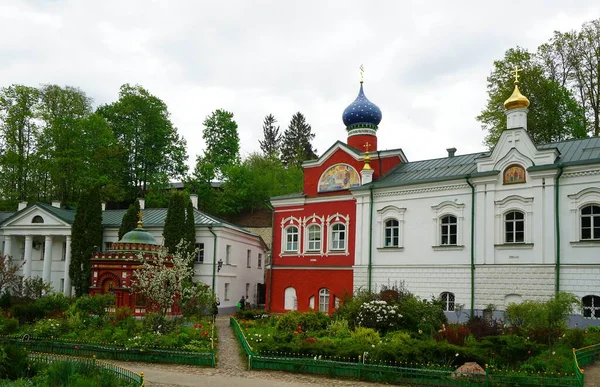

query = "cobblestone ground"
109;315;390;387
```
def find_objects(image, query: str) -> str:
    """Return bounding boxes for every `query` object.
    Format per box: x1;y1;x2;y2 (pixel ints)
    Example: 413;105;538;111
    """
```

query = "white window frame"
582;295;600;319
580;205;600;240
284;287;297;310
325;213;350;255
284;226;299;252
257;253;262;269
302;214;324;255
440;215;458;245
247;249;251;268
195;243;204;263
431;201;465;249
305;224;322;252
377;205;406;250
494;195;534;246
280;216;301;256
504;210;525;243
245;283;250;299
319;288;330;313
383;218;400;247
440;292;455;311
329;223;346;251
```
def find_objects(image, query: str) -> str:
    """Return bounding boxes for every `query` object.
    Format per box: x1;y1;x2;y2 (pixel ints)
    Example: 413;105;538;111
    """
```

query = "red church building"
266;79;406;313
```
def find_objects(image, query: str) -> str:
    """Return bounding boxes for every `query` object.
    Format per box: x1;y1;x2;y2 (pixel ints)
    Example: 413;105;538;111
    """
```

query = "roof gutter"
209;226;218;294
555;165;564;294
466;176;475;318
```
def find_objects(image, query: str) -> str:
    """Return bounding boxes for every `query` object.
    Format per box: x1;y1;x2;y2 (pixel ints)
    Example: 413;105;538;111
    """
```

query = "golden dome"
504;83;530;110
363;151;373;171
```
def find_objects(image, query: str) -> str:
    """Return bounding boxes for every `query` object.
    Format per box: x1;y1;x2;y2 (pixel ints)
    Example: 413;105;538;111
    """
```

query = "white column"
4;235;12;259
63;236;72;296
42;235;53;284
23;235;33;278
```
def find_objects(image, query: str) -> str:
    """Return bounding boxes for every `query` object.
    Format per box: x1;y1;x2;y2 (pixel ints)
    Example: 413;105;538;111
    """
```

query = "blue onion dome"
342;83;382;129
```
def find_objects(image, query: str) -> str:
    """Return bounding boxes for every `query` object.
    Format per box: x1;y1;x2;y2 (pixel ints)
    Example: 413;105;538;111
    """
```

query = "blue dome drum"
342;83;382;129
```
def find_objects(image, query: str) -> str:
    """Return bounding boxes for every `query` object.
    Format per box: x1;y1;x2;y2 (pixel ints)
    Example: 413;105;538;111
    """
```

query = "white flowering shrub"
356;300;402;333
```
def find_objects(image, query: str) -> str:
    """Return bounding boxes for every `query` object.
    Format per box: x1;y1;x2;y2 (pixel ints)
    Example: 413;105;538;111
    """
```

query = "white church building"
352;80;600;325
0;195;267;312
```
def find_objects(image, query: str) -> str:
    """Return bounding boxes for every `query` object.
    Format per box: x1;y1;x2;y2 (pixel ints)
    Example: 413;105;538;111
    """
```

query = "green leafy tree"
190;156;219;214
163;191;187;254
98;84;188;199
259;114;281;159
185;199;197;258
0;85;40;205
280;112;317;167
118;199;140;239
69;185;103;296
201;109;240;179
477;47;586;147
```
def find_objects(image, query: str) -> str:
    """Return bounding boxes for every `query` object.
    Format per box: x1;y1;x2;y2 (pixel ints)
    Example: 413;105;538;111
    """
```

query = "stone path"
585;362;600;387
109;316;388;387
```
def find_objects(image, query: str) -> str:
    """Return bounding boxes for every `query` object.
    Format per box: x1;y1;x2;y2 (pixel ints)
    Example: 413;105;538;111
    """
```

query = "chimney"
101;201;106;211
51;200;61;208
446;147;457;158
190;194;198;209
138;198;145;210
17;201;27;211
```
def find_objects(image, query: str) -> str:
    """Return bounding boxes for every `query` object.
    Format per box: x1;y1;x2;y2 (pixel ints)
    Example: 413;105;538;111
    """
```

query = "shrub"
331;289;378;329
0;344;36;380
327;319;351;338
351;327;380;346
434;324;470;346
12;303;45;325
466;316;502;340
236;309;270;320
142;312;177;334
564;328;586;349
111;306;133;325
357;300;402;334
399;295;447;333
68;294;115;319
34;293;70;317
0;318;18;335
275;311;302;333
298;311;329;333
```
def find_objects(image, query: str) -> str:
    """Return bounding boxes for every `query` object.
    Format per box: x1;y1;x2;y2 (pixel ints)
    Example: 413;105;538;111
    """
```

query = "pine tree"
259;114;281;159
118;200;140;239
185;200;197;261
69;185;102;296
163;191;186;254
280;112;317;167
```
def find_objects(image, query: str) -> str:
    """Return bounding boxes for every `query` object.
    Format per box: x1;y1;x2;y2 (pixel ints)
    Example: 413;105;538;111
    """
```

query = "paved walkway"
110;316;387;387
585;362;600;387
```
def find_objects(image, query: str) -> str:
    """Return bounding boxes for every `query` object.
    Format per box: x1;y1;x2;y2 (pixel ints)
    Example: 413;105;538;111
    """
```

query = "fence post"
140;371;145;386
248;354;252;371
93;355;96;366
358;355;362;380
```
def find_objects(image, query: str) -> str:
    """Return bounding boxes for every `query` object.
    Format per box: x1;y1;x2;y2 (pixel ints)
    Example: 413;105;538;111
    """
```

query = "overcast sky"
1;1;599;169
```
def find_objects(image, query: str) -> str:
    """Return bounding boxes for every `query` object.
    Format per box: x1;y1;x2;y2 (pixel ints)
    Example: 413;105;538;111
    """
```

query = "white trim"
376;205;406;248
326;213;350;255
494;195;534;245
431;201;465;247
303;214;324;256
301;142;408;168
568;188;600;243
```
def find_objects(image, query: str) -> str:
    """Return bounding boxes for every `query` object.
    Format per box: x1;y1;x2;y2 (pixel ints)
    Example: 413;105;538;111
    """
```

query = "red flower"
293;331;298;335
75;346;79;350
527;350;531;354
202;331;208;336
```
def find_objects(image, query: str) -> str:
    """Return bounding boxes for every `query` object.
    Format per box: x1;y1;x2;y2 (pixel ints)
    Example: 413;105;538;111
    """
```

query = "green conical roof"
120;227;157;245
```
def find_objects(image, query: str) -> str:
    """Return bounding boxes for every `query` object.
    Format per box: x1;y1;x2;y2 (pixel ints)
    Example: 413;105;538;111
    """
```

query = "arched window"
440;292;455;311
582;295;600;318
330;224;346;250
505;211;525;243
284;287;297;310
31;215;44;224
581;205;600;240
306;225;321;251
440;215;457;245
384;219;399;247
319;288;330;313
284;226;299;252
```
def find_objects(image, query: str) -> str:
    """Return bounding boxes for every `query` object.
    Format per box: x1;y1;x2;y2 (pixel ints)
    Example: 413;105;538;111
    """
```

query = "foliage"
275;310;329;334
11;277;52;301
397;294;447;333
201;108;240;179
0;344;36;380
477;47;586;147
179;281;214;318
0;318;19;335
434;323;470;346
12;303;45;325
163;191;187;254
280;112;317;167
350;326;380;346
356;300;402;334
34;293;70;317
326;319;352;339
118;199;140;239
0;256;23;294
235;309;270;320
68;294;115;319
259;114;281;159
69;185;103;296
131;242;194;318
98;83;188;198
466;315;502;340
184;199;196;259
331;289;378;329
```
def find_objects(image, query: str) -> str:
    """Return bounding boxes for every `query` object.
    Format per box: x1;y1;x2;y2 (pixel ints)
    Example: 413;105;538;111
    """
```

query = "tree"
69;185;103;296
98;84;188;199
280;112;317;167
163;191;187;254
477;47;586;147
185;199;197;259
131;242;195;319
259;114;281;159
0;256;23;295
201;109;240;179
0;85;40;205
179;280;214;318
118;199;140;239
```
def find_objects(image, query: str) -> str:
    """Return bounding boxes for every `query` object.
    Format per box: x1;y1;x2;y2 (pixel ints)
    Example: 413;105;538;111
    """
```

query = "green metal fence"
573;343;600;386
231;317;580;386
29;352;144;386
0;336;215;367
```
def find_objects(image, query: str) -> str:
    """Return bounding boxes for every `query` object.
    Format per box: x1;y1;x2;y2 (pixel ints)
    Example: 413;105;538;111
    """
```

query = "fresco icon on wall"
503;164;526;185
318;164;361;192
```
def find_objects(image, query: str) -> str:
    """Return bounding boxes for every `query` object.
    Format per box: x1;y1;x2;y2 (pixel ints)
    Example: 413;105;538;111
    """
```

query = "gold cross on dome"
137;211;143;222
360;64;364;83
363;142;371;153
512;65;523;84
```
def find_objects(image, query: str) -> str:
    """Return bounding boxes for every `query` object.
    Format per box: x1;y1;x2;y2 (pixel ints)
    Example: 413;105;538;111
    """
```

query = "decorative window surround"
280;216;302;256
568;188;600;242
326;213;350;256
431;201;465;248
376;205;406;249
302;214;324;256
432;245;465;251
494;195;534;246
494;243;534;250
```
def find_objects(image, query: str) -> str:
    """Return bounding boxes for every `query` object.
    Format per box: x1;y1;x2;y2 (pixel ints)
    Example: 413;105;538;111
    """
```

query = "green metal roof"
538;136;600;165
120;227;158;245
102;208;223;227
270;192;306;201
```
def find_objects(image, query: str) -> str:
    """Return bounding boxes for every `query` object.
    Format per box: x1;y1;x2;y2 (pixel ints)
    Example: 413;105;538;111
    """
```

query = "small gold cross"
512;65;523;84
363;142;371;153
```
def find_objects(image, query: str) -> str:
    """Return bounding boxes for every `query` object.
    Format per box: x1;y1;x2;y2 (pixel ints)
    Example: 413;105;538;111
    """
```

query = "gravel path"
585;362;600;387
108;315;390;386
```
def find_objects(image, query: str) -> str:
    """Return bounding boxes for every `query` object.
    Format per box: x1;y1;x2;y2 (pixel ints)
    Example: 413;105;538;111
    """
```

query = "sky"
1;1;599;170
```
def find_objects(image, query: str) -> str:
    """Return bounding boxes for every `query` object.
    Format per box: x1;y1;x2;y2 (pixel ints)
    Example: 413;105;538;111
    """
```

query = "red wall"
266;268;353;313
347;134;377;153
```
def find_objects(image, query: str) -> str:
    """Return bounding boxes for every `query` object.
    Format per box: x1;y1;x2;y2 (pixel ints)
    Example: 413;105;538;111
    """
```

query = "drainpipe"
368;185;374;292
267;203;275;312
466;176;475;318
209;226;217;294
555;165;564;295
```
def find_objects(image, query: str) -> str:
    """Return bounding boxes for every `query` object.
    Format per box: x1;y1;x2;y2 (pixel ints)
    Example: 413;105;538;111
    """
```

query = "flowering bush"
357;300;402;334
